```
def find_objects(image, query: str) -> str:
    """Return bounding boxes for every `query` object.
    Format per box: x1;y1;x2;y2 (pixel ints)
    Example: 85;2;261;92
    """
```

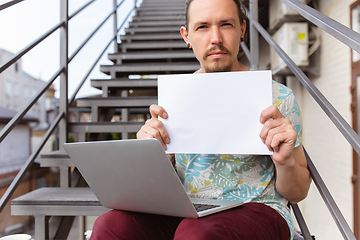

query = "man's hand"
136;104;170;150
259;105;311;203
259;105;297;165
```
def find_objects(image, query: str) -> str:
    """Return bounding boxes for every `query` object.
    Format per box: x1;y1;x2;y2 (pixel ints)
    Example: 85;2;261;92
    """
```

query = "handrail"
252;20;360;157
0;21;64;75
0;0;25;11
281;0;360;54
68;0;96;21
69;0;126;63
69;7;134;104
304;148;357;240
0;111;64;212
250;3;360;239
0;67;64;144
0;0;137;216
290;203;313;240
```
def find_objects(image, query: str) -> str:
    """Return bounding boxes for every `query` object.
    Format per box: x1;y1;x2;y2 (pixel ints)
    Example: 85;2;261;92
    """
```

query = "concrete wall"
0;124;31;175
285;0;355;238
0;49;47;130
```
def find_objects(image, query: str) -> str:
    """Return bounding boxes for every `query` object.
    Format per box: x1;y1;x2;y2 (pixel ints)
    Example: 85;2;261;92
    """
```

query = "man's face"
181;0;245;73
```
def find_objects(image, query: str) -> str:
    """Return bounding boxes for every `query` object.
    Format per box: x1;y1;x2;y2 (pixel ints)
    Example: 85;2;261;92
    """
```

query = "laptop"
63;138;244;218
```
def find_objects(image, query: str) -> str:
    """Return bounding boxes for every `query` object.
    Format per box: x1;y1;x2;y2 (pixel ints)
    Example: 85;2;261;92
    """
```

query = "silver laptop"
63;138;244;218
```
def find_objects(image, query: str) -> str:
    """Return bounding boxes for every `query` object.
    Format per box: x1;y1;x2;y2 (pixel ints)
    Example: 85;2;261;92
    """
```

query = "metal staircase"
10;0;198;239
1;0;360;239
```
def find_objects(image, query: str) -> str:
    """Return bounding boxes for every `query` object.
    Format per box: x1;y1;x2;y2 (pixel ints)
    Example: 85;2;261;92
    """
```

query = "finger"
148;119;170;144
260;118;283;141
137;119;170;149
150;104;168;119
264;128;287;152
260;105;284;124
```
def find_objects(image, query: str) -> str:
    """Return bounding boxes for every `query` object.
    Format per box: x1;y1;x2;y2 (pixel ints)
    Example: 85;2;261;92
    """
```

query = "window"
13;82;19;96
5;81;12;97
24;85;30;98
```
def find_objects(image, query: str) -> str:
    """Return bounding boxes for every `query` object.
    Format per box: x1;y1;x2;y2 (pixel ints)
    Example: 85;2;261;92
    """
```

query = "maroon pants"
90;202;290;240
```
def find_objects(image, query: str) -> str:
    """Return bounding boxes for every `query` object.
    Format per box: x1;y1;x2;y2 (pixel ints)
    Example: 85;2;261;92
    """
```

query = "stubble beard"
203;45;233;73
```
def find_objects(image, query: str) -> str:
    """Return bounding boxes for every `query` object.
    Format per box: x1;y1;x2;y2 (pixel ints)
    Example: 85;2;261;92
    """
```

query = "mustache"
203;45;231;60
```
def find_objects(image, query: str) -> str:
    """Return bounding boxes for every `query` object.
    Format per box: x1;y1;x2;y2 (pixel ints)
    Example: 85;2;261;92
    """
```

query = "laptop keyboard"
193;203;221;212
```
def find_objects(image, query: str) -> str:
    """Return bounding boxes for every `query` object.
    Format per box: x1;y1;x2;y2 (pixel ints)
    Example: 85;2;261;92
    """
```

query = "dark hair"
184;0;249;29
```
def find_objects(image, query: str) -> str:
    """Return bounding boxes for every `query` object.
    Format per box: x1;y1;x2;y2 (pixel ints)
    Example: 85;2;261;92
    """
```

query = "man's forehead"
188;0;239;23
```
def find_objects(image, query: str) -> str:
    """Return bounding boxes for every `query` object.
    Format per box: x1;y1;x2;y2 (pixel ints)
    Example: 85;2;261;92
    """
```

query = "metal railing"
0;0;138;213
0;0;358;239
246;0;360;239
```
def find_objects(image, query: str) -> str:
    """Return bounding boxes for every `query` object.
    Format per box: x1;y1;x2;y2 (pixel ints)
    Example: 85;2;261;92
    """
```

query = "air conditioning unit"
270;22;309;74
269;0;306;30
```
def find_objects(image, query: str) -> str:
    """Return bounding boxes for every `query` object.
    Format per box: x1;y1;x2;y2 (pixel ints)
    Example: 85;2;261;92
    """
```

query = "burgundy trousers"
90;202;290;240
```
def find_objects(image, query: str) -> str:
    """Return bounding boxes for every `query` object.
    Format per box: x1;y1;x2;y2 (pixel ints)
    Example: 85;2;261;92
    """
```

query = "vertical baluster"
113;0;118;53
249;0;259;70
59;0;69;151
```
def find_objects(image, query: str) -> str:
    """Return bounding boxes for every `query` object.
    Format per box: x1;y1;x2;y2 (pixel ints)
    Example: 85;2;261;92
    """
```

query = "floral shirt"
175;81;302;240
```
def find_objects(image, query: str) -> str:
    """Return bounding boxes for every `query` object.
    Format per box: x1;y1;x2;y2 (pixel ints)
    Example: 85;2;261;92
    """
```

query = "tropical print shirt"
175;81;302;240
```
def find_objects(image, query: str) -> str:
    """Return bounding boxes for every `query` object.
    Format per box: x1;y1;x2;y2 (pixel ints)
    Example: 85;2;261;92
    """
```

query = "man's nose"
210;27;222;45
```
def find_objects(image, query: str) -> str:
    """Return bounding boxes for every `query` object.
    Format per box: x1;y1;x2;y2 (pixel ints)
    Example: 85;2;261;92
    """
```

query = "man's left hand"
259;105;297;165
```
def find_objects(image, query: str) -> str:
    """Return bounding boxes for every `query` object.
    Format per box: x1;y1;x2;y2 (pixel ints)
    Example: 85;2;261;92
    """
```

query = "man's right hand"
136;104;170;150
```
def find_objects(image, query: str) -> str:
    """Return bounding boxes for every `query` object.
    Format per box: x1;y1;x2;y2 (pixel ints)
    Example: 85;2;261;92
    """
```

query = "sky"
0;0;136;98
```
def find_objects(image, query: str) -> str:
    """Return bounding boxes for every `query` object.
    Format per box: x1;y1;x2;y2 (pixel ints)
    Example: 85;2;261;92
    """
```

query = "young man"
90;0;311;239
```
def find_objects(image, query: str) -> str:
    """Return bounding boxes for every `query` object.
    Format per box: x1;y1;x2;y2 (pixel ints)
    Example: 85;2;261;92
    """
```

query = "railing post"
249;0;259;70
59;0;69;150
113;0;118;53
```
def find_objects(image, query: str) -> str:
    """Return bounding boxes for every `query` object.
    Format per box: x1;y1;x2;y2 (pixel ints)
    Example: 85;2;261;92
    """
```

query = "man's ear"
241;20;246;39
180;26;190;45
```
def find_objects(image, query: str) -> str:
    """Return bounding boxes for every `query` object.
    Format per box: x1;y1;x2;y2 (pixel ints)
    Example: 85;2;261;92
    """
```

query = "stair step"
91;78;157;90
136;6;185;11
100;62;200;77
41;150;73;167
11;188;109;216
125;26;181;34
108;50;195;64
76;96;158;108
119;41;187;52
69;121;145;133
137;10;184;16
129;20;184;27
120;33;182;42
132;15;185;22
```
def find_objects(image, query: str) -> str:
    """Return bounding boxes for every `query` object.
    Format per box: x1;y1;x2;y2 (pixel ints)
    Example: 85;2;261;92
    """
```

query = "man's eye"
196;25;207;30
222;23;233;27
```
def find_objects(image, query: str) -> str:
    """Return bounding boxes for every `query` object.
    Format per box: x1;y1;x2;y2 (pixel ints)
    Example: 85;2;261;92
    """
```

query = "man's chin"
204;64;232;73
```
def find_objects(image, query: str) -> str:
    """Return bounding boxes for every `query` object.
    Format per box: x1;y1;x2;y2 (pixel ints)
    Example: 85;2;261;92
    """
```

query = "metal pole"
59;0;69;150
113;0;118;53
249;0;259;70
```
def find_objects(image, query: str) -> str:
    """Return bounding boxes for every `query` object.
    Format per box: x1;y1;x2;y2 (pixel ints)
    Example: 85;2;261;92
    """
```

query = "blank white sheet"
158;70;273;155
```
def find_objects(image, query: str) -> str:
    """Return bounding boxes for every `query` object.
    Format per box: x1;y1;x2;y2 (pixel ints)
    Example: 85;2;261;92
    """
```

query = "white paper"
158;70;273;155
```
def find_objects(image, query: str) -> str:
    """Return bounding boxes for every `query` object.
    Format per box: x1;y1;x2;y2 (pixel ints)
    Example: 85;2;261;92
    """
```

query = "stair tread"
132;16;185;21
109;50;195;61
69;122;145;134
12;188;100;205
76;96;157;107
125;26;181;33
11;188;109;216
91;78;157;89
41;150;69;159
129;20;184;27
119;41;186;50
120;33;182;40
